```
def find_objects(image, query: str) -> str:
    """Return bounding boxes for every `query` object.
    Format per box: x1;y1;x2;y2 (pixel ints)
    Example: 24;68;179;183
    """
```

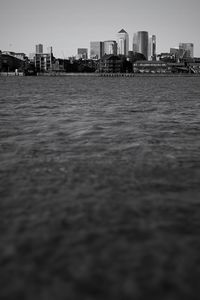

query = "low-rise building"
133;60;200;74
51;59;65;72
128;51;147;63
0;52;26;72
34;46;54;72
166;62;187;73
35;53;53;72
133;61;167;73
157;53;176;63
188;62;200;73
99;55;122;73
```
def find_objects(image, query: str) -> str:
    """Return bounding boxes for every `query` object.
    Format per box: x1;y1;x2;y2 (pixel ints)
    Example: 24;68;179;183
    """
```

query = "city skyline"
1;0;200;58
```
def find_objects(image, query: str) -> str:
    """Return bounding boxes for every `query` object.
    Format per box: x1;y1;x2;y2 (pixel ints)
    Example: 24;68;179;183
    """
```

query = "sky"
1;0;200;58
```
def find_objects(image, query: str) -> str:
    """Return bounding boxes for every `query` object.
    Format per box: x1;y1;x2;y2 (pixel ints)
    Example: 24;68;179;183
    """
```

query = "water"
0;76;200;299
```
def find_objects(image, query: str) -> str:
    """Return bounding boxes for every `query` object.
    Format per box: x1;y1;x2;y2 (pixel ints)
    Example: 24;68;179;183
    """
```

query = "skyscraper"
132;33;139;53
77;48;88;60
35;44;43;54
149;35;156;60
137;31;149;60
179;43;194;58
103;40;117;55
90;41;104;59
132;32;149;59
117;29;129;56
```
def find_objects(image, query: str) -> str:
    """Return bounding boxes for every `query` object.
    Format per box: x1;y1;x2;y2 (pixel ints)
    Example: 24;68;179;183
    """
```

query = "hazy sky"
1;0;200;58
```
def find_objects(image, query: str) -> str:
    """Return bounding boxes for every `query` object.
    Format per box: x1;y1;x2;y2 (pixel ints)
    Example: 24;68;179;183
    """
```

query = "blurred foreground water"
0;76;200;299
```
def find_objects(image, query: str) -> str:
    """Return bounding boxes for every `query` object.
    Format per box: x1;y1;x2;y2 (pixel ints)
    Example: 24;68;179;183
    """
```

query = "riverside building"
99;55;121;73
0;51;26;72
117;29;129;56
34;46;53;72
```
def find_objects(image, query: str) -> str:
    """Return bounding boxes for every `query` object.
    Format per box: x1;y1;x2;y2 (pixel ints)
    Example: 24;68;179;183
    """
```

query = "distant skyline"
1;0;200;58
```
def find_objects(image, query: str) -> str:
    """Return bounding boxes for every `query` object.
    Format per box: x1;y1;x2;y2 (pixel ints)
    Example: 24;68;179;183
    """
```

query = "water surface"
0;76;200;299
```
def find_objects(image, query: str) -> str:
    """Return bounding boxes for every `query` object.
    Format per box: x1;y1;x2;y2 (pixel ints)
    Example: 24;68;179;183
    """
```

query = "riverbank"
1;71;200;77
36;72;200;77
0;72;24;76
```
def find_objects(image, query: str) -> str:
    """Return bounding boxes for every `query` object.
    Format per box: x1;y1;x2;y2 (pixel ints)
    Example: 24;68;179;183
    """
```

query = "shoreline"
37;72;200;77
1;71;200;77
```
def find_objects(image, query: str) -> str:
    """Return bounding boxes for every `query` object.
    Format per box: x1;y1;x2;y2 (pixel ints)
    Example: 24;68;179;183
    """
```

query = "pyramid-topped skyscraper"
117;29;129;56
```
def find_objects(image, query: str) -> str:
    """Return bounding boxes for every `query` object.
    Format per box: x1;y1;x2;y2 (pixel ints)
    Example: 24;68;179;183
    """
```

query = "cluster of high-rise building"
88;29;195;64
0;28;199;75
89;29;157;61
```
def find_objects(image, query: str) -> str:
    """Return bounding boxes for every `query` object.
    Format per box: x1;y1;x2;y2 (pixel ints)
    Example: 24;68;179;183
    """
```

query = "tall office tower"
36;44;43;54
179;43;194;58
137;31;149;59
117;29;129;56
77;48;88;59
103;40;117;55
90;41;104;59
148;35;156;60
132;33;139;52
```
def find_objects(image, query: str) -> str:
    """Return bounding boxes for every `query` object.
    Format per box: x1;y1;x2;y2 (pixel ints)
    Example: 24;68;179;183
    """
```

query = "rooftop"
118;29;127;34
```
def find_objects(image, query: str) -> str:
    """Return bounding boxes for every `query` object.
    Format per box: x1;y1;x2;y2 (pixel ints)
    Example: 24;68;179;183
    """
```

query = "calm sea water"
0;76;200;299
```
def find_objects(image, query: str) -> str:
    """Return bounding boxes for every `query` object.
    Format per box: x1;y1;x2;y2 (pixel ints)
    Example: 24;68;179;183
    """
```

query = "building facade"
77;48;88;60
34;47;54;72
133;61;167;73
90;42;104;59
99;55;121;73
137;31;149;60
117;29;129;56
179;43;194;58
35;53;53;72
103;40;117;55
158;52;176;63
0;53;25;72
36;44;43;54
132;31;149;59
148;35;156;60
132;33;139;52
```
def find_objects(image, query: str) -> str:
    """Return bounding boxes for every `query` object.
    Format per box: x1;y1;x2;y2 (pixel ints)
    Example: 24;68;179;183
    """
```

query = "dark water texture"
0;76;200;299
